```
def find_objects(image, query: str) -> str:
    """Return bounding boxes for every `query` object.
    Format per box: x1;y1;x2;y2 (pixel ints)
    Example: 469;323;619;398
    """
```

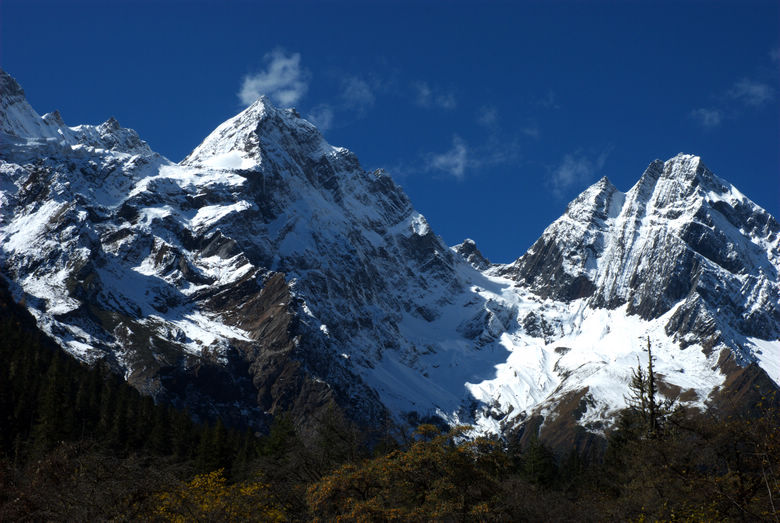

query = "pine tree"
170;408;197;460
522;436;558;487
646;338;658;434
147;405;172;455
624;338;673;439
32;354;71;451
196;419;230;472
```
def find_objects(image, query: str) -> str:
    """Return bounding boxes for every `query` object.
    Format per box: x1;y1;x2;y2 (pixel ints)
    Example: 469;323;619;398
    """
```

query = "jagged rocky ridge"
1;68;778;438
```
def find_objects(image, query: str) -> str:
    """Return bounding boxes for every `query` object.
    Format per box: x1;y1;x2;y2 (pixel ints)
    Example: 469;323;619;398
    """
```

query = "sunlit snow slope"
1;68;778;437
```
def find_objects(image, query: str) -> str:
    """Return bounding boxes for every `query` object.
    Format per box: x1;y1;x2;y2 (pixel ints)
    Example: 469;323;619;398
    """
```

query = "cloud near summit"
549;148;612;198
428;136;468;180
239;49;309;107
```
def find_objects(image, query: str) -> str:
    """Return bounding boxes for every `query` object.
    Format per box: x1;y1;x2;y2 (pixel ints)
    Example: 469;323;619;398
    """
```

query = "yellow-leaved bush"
153;469;285;522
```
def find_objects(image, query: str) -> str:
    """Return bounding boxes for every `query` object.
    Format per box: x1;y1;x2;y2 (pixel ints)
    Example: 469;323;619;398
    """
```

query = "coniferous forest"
1;279;778;521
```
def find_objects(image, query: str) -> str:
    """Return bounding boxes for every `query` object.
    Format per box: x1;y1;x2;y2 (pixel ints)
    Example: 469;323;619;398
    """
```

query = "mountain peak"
0;68;55;139
666;152;701;166
0;68;25;100
636;154;713;189
100;116;122;132
628;154;711;210
42;110;65;127
182;95;331;169
638;158;665;182
244;94;275;111
453;238;491;270
0;69;153;157
564;173;623;224
662;153;705;181
596;175;614;187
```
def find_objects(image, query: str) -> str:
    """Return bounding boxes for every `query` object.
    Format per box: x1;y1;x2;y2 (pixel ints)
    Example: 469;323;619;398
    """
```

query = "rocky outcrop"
453;239;492;270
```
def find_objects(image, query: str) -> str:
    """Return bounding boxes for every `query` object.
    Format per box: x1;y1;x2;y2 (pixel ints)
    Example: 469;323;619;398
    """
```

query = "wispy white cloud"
414;81;457;110
549;148;612;197
436;92;457;110
728;78;775;107
477;105;539;139
414;82;432;106
303;73;385;130
476;105;498;127
521;126;540;138
428;136;468;180
341;76;376;112
417;135;522;181
478;138;523;168
688;57;777;128
307;104;335;131
239;49;309;107
690;107;723;128
538;90;560;110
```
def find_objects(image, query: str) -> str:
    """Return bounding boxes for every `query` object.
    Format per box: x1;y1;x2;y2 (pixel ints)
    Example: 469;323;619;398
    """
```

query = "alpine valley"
1;68;778;447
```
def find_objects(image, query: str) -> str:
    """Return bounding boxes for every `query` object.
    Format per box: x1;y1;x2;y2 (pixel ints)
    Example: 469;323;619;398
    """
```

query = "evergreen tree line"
0;286;265;518
1;285;778;521
0;308;257;473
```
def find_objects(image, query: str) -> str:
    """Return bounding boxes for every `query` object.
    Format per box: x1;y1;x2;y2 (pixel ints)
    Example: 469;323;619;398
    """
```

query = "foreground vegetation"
1;286;778;521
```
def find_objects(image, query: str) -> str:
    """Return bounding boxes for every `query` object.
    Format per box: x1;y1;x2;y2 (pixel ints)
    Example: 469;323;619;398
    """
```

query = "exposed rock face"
1;67;778;440
500;155;780;349
500;177;620;301
453;239;492;271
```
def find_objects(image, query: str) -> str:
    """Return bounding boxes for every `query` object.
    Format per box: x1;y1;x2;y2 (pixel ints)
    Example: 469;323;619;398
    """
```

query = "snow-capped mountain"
1;68;778;439
491;157;780;441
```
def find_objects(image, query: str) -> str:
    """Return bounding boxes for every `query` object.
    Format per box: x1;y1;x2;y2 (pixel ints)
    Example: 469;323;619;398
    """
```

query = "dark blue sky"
2;0;778;262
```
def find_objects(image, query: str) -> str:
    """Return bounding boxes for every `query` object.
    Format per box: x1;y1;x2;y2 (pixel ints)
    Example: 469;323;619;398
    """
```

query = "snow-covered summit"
68;117;154;156
1;68;65;140
0;68;155;157
182;95;336;171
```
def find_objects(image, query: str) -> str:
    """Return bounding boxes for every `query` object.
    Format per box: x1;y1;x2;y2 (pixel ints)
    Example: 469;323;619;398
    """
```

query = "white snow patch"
190;201;254;230
167;310;252;355
196;254;254;286
409;213;430;236
749;337;780;387
202;150;256;170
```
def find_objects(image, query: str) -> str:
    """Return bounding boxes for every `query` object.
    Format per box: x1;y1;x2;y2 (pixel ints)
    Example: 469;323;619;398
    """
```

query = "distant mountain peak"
0;68;25;99
595;175;615;187
0;69;155;158
563;174;623;227
100;116;122;132
42;110;65;127
453;238;491;270
0;68;53;138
